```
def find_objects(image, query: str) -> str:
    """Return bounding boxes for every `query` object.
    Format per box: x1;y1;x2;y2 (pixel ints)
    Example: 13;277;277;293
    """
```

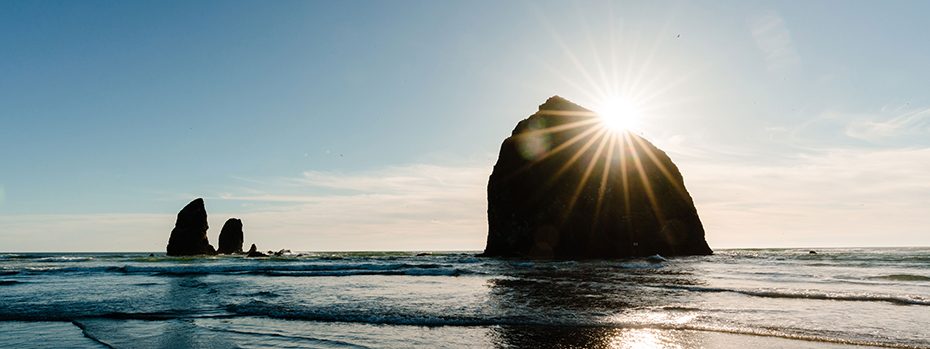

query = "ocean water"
0;248;928;348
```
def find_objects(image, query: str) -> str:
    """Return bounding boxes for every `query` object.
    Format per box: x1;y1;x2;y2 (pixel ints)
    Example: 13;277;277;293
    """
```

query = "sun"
595;97;643;132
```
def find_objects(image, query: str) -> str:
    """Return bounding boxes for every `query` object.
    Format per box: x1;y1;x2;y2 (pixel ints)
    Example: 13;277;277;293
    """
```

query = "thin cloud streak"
751;13;801;76
683;147;930;248
1;213;173;252
847;107;930;144
1;163;493;252
211;163;493;251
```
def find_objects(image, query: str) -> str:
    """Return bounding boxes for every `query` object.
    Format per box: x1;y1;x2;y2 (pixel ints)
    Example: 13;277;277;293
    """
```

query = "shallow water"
1;248;928;348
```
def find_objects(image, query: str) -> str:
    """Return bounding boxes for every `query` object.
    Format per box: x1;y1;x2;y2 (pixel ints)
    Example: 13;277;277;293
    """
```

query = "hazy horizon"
3;1;930;252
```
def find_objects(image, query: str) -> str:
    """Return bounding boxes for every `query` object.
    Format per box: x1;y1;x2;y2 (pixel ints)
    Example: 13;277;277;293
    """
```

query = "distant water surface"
1;248;928;348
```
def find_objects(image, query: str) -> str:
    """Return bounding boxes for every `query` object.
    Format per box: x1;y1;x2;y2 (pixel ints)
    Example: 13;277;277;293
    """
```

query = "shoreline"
1;319;918;349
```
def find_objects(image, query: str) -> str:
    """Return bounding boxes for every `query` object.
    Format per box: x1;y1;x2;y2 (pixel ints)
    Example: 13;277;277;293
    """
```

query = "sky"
2;0;929;252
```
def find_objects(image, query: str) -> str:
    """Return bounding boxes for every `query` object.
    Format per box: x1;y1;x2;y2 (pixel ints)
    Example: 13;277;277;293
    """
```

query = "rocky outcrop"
246;244;267;257
166;198;217;256
217;218;244;254
481;96;712;258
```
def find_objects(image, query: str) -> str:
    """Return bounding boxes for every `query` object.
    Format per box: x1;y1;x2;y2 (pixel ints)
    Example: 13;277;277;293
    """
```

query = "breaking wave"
870;274;930;282
16;262;477;278
657;285;930;306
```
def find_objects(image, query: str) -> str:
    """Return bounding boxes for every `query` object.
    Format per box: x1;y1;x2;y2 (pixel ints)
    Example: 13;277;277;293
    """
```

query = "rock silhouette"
246;244;267;257
481;96;712;258
166;198;217;256
217;218;245;254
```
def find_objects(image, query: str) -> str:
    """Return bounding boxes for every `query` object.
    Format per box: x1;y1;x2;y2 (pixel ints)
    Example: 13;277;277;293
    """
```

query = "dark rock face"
166;198;217;256
481;96;712;258
217;218;245;254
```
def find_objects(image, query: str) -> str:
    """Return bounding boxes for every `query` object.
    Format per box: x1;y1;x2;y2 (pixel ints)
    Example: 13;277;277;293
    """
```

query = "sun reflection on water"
610;328;695;349
609;328;670;349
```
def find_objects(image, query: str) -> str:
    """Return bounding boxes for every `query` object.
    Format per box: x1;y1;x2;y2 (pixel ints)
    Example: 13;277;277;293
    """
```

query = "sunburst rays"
509;111;675;236
502;8;700;237
593;132;617;229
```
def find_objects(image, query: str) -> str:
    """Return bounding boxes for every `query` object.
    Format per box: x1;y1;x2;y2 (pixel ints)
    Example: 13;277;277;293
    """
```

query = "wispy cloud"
647;97;930;249
846;106;930;144
751;13;801;76
1;162;494;252
208;163;493;252
681;147;930;248
1;213;173;252
746;105;930;154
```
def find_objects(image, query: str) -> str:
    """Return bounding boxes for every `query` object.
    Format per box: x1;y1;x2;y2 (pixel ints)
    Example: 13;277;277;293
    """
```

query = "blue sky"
3;1;929;252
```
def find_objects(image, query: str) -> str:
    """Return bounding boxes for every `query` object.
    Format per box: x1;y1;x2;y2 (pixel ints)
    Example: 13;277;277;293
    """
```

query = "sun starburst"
595;97;643;132
502;9;699;238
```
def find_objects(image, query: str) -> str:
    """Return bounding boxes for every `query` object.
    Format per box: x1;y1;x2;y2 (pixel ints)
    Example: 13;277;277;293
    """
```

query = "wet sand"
1;320;898;349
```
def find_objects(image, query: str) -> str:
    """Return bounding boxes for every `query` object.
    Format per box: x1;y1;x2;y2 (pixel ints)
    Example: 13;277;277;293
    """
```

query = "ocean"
1;248;928;348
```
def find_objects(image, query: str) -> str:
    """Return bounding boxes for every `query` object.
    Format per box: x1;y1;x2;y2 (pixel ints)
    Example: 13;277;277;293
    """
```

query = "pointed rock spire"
166;198;217;256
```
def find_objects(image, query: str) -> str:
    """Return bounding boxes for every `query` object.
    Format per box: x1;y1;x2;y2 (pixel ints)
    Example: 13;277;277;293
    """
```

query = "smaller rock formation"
166;198;217;256
246;244;267;257
217;218;245;254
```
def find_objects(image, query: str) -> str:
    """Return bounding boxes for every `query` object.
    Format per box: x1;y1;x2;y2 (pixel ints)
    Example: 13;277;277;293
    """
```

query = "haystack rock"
481;96;712;258
217;218;245;254
166;198;217;256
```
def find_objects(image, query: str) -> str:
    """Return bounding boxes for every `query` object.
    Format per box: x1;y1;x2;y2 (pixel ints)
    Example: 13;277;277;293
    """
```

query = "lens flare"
596;98;642;131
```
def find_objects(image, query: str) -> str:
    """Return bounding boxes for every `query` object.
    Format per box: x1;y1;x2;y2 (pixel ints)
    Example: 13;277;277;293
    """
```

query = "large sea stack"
166;198;217;256
217;218;245;254
481;96;712;258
